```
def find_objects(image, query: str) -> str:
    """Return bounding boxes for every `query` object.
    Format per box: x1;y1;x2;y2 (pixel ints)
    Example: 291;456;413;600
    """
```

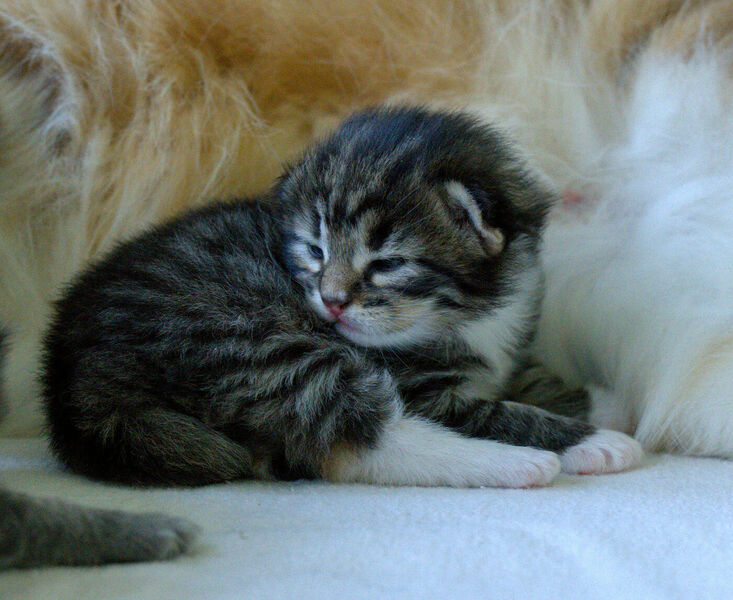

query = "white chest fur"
457;263;542;399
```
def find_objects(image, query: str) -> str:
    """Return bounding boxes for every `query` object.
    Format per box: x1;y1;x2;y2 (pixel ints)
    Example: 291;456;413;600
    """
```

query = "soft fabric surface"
1;439;731;600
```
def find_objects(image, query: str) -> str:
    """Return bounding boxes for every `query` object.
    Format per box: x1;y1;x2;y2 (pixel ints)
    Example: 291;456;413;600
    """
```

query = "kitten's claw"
560;429;643;475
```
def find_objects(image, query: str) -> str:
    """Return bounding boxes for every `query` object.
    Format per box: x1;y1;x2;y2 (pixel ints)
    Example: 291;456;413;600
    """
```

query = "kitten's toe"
560;429;643;475
486;446;561;488
135;515;201;560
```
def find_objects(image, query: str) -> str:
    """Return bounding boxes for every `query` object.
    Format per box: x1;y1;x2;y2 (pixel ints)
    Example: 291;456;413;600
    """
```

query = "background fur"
0;0;731;457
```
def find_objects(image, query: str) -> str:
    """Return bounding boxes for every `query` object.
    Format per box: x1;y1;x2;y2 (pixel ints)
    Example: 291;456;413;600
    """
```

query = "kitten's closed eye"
307;244;324;260
366;257;411;288
367;258;407;274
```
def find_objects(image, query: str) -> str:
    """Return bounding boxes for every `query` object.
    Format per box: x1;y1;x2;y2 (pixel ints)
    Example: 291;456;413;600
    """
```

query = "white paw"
324;418;562;488
561;429;643;475
481;445;561;489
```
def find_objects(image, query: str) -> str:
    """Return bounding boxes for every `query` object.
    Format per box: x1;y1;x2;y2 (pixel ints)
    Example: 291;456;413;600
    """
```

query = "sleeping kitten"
42;107;642;489
0;330;198;569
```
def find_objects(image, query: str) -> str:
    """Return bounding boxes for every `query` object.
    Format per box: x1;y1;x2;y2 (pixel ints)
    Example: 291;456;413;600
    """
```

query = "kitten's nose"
321;294;350;318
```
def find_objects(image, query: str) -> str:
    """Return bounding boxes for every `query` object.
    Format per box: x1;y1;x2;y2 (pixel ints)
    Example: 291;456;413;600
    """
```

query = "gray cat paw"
123;514;201;562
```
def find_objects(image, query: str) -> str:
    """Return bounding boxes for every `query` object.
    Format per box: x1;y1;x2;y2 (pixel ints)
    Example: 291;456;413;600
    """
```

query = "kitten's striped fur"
42;107;641;488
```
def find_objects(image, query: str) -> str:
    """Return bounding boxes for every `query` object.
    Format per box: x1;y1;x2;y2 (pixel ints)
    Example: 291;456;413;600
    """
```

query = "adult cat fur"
0;0;731;458
537;51;733;456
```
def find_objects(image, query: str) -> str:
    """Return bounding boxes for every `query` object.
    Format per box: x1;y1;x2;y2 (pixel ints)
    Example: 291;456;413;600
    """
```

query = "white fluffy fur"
537;50;733;458
0;55;75;436
586;385;634;433
324;412;561;488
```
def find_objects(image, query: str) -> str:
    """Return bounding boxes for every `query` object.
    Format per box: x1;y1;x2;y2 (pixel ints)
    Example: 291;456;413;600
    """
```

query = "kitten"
0;330;198;569
42;107;642;489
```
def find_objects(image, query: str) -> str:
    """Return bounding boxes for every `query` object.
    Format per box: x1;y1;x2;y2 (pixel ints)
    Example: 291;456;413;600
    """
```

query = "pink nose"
322;292;350;318
324;302;346;318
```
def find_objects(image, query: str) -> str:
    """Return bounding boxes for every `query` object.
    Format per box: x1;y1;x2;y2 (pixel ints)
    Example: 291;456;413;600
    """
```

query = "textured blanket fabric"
1;440;731;600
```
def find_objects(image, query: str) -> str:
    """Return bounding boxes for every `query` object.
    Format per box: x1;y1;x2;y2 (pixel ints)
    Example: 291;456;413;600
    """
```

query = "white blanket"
1;439;731;600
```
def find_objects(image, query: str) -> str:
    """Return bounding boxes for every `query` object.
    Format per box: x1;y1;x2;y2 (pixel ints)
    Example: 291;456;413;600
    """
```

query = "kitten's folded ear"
443;181;505;255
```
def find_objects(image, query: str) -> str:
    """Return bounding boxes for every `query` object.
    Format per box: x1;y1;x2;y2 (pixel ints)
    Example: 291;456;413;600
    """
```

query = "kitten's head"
276;106;553;348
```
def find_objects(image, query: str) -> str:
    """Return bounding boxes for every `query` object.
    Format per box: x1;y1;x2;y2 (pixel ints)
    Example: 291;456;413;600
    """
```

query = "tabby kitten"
43;107;641;489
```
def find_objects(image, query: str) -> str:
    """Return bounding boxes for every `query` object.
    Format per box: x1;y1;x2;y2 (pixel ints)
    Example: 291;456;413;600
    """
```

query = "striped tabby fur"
42;107;641;489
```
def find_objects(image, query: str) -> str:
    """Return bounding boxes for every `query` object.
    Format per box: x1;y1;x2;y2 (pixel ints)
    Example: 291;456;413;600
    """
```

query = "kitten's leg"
49;406;255;486
430;396;642;475
455;401;641;475
509;362;635;433
0;488;199;569
405;360;642;475
62;337;559;488
505;361;641;472
322;409;561;488
505;360;591;420
210;342;561;489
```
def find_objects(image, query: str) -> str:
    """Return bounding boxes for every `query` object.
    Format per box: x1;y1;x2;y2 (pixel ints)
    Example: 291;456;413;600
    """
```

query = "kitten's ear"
444;181;505;255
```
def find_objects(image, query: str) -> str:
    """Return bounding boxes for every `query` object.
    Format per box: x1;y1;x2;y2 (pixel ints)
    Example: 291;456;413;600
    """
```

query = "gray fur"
0;488;198;569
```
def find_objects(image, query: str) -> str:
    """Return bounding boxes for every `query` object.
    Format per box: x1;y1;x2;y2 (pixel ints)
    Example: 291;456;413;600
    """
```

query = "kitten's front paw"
560;429;643;475
486;446;561;488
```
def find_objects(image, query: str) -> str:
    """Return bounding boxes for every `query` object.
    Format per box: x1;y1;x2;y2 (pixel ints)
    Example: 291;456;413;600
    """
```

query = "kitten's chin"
306;290;439;348
335;320;435;349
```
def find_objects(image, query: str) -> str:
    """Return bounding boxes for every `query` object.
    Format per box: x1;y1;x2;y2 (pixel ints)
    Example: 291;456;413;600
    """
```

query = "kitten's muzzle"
321;294;350;318
320;263;358;316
